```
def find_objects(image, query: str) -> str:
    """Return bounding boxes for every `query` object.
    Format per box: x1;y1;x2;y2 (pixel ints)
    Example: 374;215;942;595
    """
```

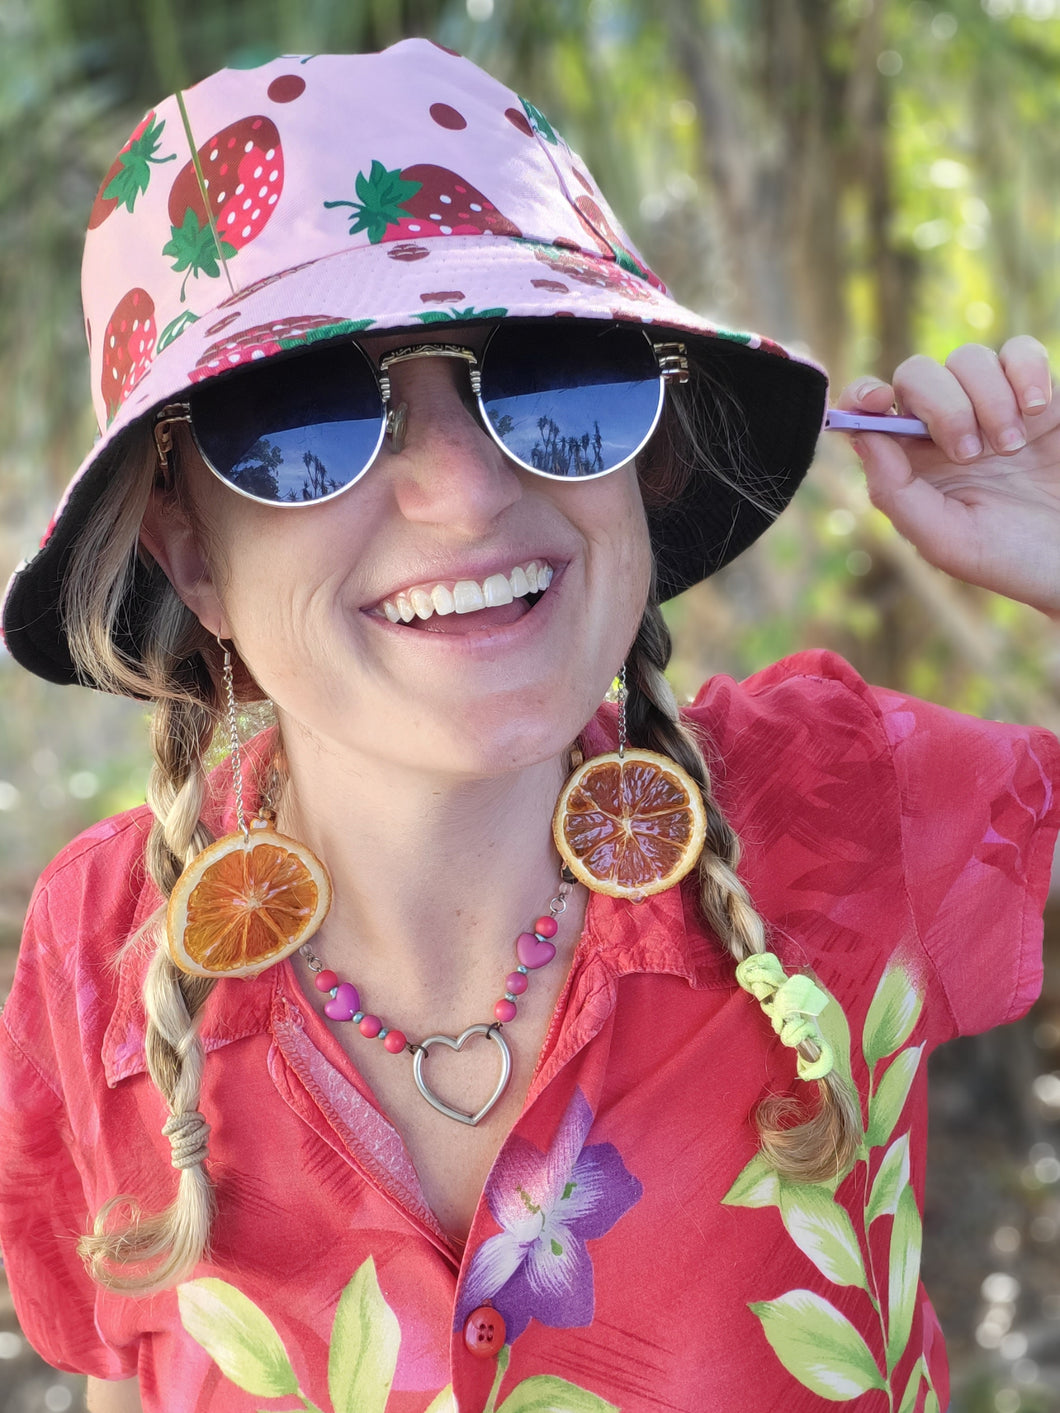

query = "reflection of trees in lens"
490;411;515;440
292;449;341;502
229;438;282;499
529;415;604;476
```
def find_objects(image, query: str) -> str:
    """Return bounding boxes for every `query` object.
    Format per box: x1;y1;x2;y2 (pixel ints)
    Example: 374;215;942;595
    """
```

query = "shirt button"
462;1305;506;1358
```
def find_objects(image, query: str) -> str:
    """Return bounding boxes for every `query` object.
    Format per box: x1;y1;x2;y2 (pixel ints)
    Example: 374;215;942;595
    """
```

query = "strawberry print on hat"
324;159;521;244
88;112;175;228
189;316;375;383
101;288;157;423
163;115;284;299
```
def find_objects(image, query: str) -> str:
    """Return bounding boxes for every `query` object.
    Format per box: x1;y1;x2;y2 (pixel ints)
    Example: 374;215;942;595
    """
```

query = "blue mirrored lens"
190;344;383;503
481;324;662;477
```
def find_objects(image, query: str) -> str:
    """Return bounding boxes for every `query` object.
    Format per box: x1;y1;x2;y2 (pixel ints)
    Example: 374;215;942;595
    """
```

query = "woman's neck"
271;723;574;991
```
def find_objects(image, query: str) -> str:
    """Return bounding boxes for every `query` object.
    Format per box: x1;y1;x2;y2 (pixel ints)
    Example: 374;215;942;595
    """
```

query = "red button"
463;1305;506;1358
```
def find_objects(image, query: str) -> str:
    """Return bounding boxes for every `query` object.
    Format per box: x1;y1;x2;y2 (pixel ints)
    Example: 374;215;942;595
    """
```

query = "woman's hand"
835;336;1060;616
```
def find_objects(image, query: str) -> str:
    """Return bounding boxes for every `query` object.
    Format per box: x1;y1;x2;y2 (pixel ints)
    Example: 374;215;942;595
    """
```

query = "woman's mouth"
375;560;555;631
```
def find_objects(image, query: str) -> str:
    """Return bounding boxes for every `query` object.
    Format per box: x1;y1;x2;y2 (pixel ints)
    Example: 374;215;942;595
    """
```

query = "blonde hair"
59;340;852;1295
64;436;229;1292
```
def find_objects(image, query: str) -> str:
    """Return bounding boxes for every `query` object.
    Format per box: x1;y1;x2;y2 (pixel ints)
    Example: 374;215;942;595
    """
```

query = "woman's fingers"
836;339;1053;464
891;346;1010;460
998;334;1052;415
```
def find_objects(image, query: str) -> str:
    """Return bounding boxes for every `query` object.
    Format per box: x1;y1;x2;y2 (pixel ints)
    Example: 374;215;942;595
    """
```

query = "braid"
626;602;861;1182
78;628;222;1293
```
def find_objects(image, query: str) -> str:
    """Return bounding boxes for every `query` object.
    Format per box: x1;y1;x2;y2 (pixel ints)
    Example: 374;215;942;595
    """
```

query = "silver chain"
616;663;628;759
219;641;249;840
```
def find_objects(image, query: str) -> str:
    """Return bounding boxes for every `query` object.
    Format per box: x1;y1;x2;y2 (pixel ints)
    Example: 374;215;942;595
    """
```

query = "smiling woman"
2;38;1060;1413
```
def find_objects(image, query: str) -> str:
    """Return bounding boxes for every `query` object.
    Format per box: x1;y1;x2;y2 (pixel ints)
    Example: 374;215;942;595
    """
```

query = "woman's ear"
139;489;230;639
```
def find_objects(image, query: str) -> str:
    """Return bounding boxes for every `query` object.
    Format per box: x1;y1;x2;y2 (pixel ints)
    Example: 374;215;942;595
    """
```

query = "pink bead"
516;931;556;970
506;971;529;995
314;969;339;992
494;998;518;1023
324;982;360;1021
534;916;558;939
359;1014;382;1038
383;1029;407;1054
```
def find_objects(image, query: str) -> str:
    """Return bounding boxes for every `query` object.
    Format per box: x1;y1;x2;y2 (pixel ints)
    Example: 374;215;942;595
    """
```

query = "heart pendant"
411;1023;513;1127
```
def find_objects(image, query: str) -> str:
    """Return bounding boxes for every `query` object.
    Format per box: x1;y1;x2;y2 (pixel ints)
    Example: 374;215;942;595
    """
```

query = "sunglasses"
154;323;689;506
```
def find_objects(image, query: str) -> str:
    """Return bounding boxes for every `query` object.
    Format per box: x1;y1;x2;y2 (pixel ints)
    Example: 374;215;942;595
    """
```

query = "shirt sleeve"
872;684;1060;1037
0;876;139;1379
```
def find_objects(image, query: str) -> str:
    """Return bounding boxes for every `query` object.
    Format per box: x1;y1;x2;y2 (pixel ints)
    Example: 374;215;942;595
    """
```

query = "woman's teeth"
381;561;554;624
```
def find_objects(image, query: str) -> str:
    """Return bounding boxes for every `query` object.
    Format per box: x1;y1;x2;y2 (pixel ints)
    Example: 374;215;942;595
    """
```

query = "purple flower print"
456;1088;642;1343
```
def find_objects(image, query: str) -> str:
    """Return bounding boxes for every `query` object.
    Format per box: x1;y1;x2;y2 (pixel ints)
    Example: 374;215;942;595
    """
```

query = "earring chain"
219;641;249;841
617;663;628;760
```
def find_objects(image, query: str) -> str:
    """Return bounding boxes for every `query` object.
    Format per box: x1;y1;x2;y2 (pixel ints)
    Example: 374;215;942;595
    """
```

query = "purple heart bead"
516;931;556;970
324;981;360;1021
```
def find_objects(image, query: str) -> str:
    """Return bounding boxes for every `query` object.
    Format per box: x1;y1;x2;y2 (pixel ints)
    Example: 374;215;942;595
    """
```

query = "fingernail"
850;437;865;460
853;380;882;403
997;426;1026;452
957;434;983;461
1023;386;1047;409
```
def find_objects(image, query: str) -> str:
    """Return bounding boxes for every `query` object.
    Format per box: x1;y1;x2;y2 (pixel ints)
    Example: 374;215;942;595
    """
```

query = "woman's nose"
384;358;522;531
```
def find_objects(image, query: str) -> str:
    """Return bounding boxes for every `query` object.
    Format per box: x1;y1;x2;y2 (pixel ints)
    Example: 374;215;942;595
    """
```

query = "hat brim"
3;236;827;689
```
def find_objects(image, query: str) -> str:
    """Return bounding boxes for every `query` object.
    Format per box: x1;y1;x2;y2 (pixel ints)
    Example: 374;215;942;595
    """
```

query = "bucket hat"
2;38;827;690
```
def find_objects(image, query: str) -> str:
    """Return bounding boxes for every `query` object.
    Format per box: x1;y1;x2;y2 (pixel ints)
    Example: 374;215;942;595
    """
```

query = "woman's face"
147;329;654;780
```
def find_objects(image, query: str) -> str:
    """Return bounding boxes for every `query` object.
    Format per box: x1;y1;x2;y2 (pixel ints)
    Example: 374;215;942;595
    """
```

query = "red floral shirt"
2;652;1058;1413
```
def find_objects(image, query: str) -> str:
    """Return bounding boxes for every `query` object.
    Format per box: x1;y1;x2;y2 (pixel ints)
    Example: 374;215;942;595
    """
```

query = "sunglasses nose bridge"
377;344;481;406
377;343;484;456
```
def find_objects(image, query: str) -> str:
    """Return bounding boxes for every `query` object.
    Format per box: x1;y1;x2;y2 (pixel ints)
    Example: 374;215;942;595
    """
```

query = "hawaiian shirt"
2;651;1058;1413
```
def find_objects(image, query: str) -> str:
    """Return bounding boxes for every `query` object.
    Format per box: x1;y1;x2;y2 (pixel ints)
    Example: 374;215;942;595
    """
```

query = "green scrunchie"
734;952;835;1081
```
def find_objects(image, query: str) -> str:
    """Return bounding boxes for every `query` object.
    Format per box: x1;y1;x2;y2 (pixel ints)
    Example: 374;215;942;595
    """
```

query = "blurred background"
1;1;1059;1409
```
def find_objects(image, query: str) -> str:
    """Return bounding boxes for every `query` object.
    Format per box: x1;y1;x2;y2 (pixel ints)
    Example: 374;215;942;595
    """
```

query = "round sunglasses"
153;322;689;506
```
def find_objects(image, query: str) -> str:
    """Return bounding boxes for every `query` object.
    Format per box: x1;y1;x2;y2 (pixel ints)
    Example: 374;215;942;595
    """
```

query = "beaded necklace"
299;873;574;1126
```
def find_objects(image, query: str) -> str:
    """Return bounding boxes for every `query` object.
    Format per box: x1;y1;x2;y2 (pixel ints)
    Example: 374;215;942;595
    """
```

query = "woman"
2;40;1058;1413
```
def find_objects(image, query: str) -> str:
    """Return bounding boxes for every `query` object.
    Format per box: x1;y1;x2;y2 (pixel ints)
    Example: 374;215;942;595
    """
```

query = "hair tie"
734;953;834;1081
162;1111;211;1170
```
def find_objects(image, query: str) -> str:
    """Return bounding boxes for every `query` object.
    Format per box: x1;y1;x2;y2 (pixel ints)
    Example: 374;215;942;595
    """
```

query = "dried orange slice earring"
167;819;331;978
166;643;331;978
552;669;706;901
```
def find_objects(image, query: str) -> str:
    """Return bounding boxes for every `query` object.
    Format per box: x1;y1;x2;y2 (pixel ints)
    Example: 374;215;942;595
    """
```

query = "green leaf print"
496;1377;619;1412
749;1289;886;1400
896;1355;927;1413
924;1390;941;1413
778;1184;868;1289
866;1044;924;1148
721;1152;781;1209
414;307;508;324
814;974;856;1101
866;1132;912;1227
422;1391;458;1413
886;1186;923;1373
177;1278;300;1398
328;1256;401;1413
863;961;923;1070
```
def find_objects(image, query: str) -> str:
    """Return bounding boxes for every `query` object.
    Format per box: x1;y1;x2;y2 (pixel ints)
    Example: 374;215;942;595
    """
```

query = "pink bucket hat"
3;38;827;688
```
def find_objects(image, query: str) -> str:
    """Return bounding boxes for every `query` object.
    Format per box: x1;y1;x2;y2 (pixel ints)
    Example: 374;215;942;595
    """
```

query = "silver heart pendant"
411;1023;513;1126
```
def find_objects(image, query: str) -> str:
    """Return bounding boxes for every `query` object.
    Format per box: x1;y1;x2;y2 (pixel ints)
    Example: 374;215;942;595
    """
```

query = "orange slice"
552;749;706;900
167;818;331;978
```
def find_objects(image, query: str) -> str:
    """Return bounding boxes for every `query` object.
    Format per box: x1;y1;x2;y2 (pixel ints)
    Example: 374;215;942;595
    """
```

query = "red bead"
463;1305;506;1358
505;970;529;995
314;970;339;992
494;998;517;1023
359;1014;383;1038
383;1029;407;1053
534;915;558;939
